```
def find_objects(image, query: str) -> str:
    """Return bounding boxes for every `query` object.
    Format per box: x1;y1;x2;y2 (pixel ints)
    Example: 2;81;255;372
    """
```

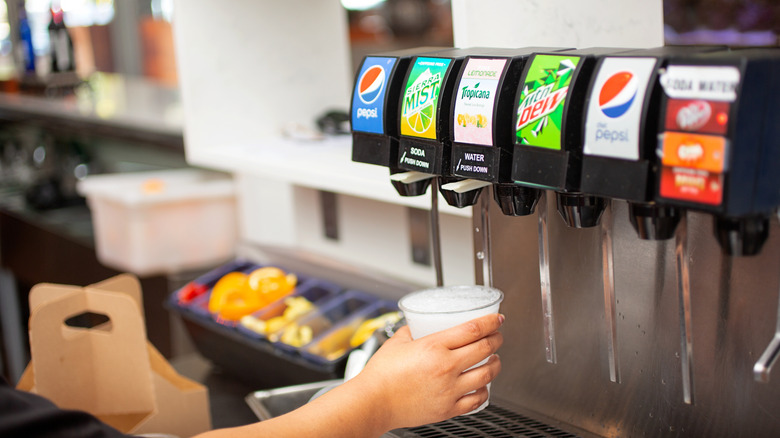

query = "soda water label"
401;57;452;140
453;58;507;146
659;65;740;102
351;57;396;134
583;57;656;161
515;55;580;150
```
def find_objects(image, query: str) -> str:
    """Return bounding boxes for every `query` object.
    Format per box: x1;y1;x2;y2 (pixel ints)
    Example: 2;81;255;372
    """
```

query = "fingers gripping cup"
398;285;504;415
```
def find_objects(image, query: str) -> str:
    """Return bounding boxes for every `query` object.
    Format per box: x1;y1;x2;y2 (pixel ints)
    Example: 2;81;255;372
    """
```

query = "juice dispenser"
350;47;446;197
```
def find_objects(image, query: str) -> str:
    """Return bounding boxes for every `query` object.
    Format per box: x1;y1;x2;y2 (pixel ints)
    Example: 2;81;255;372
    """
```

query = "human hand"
353;313;504;430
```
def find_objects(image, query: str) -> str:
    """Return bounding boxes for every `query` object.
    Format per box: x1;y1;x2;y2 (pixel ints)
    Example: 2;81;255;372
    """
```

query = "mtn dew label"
516;55;580;150
453;58;506;146
401;57;451;140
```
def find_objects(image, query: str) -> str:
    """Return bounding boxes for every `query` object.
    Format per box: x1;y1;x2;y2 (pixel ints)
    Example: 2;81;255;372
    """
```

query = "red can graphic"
664;99;730;135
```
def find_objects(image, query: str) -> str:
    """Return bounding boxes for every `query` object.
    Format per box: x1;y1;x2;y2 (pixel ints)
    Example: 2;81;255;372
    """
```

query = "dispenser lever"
753;285;780;383
430;177;444;287
538;191;557;363
477;185;493;288
600;199;620;383
675;212;695;404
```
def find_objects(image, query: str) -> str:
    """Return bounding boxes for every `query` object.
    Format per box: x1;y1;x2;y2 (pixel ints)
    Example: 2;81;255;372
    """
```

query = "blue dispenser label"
351;57;396;134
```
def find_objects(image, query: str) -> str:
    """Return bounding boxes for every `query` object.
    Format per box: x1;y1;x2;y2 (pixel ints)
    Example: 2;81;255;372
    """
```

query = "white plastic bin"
77;168;238;276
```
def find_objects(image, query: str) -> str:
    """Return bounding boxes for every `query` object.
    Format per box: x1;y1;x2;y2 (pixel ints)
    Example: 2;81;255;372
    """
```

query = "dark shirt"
0;376;128;438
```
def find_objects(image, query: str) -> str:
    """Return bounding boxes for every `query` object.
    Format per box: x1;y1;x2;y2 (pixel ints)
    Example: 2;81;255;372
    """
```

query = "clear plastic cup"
398;285;504;415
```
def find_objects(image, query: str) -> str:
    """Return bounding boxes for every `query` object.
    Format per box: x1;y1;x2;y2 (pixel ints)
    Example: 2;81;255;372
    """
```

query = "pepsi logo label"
599;71;638;118
358;65;386;105
583;57;656;161
351;57;396;135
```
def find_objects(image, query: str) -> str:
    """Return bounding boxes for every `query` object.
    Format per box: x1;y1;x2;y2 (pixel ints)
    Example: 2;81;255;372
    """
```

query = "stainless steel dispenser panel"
483;193;780;437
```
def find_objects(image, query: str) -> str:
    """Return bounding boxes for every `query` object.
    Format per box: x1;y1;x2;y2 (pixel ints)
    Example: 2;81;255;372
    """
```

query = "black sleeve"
0;376;130;438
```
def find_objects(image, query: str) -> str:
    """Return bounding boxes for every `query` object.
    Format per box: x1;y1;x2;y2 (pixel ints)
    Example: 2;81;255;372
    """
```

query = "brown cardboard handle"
29;287;155;414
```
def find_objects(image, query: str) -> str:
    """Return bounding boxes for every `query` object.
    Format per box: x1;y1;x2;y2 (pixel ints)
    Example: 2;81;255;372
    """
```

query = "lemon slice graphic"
407;104;434;134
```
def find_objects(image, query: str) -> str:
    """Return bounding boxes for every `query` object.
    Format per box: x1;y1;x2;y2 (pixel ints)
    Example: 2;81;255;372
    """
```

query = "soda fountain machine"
350;46;780;437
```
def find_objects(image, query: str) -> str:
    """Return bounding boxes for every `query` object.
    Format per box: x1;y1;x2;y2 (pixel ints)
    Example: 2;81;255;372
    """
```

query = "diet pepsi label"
583;57;656;161
351;57;396;134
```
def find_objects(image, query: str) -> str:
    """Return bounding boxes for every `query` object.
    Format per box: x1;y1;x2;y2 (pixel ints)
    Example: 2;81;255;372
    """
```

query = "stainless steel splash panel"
481;191;780;437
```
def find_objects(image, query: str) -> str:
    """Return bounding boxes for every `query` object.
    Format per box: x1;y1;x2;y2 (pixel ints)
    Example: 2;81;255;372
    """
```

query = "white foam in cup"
398;285;504;415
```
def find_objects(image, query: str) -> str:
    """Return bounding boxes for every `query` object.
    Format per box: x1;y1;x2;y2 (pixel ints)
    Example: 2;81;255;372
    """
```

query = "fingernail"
498;314;505;325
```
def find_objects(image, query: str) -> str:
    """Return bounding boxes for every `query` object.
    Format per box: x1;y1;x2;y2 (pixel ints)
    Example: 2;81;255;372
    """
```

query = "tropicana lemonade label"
453;58;507;146
401;57;451;140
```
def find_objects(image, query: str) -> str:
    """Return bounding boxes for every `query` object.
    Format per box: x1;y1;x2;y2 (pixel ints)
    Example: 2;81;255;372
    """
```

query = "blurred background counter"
0;72;190;383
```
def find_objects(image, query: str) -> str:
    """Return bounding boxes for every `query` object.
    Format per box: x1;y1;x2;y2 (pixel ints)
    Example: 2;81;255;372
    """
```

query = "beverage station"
168;1;780;436
349;44;780;436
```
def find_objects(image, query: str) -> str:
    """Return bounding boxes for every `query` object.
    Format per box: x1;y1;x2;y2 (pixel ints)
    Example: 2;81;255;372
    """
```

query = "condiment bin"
236;280;342;342
301;300;400;367
166;260;389;388
271;291;377;355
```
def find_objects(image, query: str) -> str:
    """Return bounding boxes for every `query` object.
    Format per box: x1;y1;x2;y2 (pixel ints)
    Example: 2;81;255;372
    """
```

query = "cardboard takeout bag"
17;274;212;437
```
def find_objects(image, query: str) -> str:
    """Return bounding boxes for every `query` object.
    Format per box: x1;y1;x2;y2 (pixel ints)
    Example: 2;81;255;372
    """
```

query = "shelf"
186;135;472;218
0;74;183;148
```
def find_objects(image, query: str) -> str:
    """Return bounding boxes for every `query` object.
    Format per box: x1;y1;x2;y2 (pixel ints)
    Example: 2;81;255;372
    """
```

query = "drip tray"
246;381;579;438
398;405;578;437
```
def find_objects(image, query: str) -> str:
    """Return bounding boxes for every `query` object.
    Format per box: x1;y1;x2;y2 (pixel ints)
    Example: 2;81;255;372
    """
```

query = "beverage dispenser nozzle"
493;183;541;216
714;215;770;257
556;192;607;228
628;203;682;240
388;170;433;197
439;176;490;208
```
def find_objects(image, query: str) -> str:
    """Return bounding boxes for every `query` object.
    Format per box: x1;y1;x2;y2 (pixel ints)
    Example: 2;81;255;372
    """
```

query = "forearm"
194;376;390;438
